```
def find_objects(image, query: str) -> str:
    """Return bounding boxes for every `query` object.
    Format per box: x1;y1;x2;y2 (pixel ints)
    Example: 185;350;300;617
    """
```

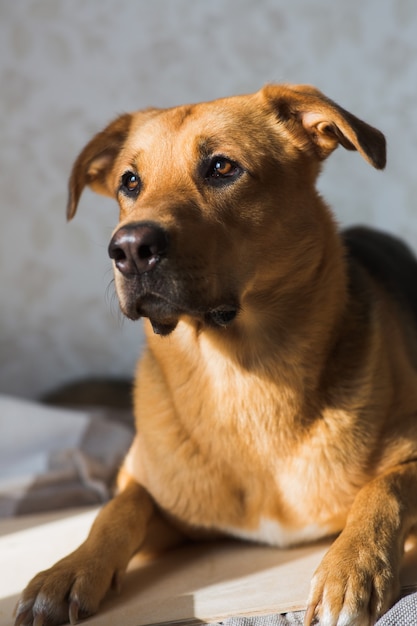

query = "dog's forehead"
127;94;274;157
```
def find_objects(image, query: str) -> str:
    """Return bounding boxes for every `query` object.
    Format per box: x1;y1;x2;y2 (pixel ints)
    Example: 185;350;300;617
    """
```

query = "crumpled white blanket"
0;394;133;516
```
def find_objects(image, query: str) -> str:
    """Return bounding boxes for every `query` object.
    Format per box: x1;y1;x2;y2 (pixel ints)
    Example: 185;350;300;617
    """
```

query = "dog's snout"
108;222;169;275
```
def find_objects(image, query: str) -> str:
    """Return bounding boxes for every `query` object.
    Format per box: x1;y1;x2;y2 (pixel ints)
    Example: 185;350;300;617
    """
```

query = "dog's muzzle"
108;221;238;335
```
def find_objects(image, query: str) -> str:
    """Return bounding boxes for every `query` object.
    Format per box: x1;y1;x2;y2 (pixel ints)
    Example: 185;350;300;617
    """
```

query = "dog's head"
68;84;385;336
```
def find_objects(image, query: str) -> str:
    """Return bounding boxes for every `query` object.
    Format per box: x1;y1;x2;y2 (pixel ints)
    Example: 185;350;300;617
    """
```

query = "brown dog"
15;85;417;626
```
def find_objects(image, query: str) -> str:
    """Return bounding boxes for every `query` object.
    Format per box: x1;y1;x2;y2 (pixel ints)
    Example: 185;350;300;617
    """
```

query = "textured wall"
1;0;417;398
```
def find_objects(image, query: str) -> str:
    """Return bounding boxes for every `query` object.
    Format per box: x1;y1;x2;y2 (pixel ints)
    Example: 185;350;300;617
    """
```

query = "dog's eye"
212;159;234;176
120;171;141;197
205;157;242;185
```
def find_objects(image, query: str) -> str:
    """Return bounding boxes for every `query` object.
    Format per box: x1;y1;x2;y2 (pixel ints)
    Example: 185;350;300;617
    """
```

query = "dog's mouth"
204;306;238;328
133;294;238;336
133;294;178;335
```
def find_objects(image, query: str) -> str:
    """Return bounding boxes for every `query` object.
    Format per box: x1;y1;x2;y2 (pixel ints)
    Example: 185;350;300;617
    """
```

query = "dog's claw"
13;612;24;626
14;603;34;626
69;599;80;625
33;614;46;626
304;603;317;626
14;609;30;626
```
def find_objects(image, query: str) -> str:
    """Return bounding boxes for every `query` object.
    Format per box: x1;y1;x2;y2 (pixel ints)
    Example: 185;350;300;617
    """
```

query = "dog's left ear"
262;84;386;169
67;113;132;221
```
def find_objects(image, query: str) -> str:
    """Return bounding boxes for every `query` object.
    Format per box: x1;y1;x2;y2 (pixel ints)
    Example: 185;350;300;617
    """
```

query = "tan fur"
16;85;417;626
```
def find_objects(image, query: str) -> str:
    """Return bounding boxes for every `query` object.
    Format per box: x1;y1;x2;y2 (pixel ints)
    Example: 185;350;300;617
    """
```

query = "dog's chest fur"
126;418;349;547
127;322;364;547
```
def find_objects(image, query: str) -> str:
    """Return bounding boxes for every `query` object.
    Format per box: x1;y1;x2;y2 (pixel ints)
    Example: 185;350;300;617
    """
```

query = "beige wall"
1;0;417;398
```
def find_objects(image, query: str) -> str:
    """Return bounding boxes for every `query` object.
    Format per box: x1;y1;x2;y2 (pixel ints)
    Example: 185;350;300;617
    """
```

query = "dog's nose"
108;222;169;275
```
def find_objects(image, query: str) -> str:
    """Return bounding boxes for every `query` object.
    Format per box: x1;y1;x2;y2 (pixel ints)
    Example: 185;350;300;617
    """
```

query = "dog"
15;84;417;626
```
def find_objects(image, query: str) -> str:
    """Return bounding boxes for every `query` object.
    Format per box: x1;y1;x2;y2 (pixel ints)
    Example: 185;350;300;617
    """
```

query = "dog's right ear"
67;113;132;221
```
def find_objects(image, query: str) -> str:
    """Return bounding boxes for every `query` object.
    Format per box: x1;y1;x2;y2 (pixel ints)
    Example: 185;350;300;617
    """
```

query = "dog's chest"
135;332;356;545
129;423;343;548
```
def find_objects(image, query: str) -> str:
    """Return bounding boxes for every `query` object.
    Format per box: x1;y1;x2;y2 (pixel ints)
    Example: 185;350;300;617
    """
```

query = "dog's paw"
14;551;123;626
304;534;399;626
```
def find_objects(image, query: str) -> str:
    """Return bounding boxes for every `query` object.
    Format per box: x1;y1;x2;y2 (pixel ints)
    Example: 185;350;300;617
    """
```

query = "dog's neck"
146;213;349;428
199;216;348;388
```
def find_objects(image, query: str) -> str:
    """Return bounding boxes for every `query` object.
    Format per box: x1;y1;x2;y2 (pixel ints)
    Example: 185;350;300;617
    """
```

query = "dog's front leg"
305;461;417;626
14;481;173;626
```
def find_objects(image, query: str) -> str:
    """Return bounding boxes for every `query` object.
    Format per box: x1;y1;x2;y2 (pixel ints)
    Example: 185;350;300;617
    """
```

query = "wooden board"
1;507;416;625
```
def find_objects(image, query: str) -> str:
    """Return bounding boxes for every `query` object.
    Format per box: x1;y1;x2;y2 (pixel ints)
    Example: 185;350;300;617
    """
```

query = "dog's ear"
262;84;386;169
67;113;132;221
